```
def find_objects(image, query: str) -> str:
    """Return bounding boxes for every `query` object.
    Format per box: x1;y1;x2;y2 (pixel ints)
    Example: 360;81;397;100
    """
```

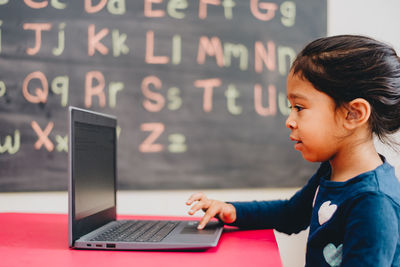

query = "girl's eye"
289;105;304;112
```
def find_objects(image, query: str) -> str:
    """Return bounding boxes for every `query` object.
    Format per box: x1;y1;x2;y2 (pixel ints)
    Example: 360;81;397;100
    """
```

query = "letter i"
172;34;181;65
0;20;2;53
53;22;65;56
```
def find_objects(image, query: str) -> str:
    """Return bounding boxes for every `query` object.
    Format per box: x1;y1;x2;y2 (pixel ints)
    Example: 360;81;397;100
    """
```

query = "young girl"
186;35;400;266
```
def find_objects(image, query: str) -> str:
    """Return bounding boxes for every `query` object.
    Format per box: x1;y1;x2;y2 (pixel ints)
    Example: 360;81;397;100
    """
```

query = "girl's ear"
343;98;371;130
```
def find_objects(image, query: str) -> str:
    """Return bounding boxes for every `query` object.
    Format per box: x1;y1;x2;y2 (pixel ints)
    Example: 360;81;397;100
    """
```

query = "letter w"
0;130;21;155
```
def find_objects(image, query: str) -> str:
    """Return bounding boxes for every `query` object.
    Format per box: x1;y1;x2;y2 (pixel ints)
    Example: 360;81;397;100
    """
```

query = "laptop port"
86;244;92;247
96;244;102;247
106;244;116;248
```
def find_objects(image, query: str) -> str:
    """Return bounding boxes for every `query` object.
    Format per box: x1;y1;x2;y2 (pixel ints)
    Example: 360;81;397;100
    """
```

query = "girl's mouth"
294;140;303;150
289;136;303;150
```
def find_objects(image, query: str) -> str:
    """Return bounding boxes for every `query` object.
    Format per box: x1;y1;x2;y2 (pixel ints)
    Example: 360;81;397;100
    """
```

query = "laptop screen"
74;121;115;220
69;107;117;246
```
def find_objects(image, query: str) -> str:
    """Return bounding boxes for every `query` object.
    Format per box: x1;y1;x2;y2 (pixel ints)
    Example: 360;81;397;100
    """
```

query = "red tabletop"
0;213;282;267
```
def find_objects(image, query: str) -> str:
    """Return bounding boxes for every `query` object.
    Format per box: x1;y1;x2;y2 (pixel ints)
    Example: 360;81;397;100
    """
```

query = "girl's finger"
186;192;206;205
198;204;220;230
188;200;209;215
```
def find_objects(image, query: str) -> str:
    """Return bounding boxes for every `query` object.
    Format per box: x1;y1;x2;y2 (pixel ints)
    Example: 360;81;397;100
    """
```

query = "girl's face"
285;72;346;162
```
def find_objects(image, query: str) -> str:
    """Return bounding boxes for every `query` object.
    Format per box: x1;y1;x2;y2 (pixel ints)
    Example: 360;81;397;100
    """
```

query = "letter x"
31;121;54;152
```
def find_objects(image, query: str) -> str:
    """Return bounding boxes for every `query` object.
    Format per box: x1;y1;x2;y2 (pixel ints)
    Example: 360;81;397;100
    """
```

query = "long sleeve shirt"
229;159;400;266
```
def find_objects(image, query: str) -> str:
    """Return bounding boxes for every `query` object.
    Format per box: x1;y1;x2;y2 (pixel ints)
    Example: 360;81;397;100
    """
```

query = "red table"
0;213;282;267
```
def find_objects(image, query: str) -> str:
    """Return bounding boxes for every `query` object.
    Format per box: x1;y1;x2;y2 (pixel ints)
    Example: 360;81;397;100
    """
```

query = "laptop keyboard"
91;220;179;242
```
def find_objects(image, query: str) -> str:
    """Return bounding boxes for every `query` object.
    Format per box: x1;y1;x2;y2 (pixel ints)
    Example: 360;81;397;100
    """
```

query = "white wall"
1;1;399;267
328;0;400;53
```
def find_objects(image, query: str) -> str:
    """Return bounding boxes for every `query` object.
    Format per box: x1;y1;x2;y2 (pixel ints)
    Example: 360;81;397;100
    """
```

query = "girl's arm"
341;192;398;266
228;162;328;234
187;162;328;234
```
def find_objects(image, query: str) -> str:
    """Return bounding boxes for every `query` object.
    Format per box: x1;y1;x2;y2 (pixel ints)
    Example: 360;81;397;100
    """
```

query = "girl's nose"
285;117;297;130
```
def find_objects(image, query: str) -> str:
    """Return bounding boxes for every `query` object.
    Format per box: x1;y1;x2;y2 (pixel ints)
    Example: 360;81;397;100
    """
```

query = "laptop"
68;106;223;250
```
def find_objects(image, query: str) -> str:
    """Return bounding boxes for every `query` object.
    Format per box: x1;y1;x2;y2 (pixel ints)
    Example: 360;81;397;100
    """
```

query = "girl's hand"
186;192;236;230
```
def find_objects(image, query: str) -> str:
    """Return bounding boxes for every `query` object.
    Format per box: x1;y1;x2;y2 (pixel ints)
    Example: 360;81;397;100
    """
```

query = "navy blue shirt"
229;159;400;266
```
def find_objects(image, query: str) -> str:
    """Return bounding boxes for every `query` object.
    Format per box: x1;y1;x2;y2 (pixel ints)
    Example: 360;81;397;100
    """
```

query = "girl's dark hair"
291;35;400;144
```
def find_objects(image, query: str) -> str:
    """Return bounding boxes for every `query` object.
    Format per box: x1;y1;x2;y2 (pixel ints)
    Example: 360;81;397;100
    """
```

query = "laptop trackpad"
180;221;219;235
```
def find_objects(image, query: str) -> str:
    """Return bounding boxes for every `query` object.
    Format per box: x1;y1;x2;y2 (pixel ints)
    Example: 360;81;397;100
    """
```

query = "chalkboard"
0;0;326;192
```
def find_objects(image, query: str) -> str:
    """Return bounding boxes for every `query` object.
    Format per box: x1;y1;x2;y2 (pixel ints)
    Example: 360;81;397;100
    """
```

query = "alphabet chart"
0;0;326;191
